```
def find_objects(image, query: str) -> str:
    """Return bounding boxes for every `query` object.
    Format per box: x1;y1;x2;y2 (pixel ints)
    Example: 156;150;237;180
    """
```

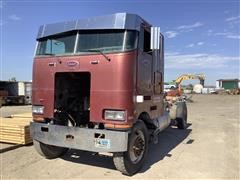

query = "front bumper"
30;122;129;152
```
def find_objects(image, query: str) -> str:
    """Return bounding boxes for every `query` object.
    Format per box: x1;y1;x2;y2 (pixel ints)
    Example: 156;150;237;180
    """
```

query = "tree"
186;84;193;90
9;77;17;82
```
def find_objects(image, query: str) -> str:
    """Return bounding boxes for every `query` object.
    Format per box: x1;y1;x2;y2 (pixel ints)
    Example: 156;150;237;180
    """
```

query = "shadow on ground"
61;124;192;173
140;124;192;173
0;142;33;153
62;149;115;170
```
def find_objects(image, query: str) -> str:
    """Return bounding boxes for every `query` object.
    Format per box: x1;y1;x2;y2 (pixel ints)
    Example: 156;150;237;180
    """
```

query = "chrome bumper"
30;122;129;152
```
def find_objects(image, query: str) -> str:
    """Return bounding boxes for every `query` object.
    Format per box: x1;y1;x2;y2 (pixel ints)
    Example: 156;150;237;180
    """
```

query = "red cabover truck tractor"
30;13;187;175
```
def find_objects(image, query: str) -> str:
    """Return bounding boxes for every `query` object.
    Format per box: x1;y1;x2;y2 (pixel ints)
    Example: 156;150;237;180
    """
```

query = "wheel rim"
129;130;145;164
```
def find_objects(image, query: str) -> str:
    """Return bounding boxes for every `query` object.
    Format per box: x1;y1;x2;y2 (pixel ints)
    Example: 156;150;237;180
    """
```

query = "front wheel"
33;139;68;159
113;120;148;176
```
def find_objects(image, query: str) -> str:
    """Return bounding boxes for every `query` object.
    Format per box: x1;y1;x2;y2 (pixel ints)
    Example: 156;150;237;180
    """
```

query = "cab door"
137;26;153;95
153;34;164;94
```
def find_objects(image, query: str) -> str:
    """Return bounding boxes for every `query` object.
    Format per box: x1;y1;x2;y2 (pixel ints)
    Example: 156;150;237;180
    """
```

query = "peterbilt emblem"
66;61;79;67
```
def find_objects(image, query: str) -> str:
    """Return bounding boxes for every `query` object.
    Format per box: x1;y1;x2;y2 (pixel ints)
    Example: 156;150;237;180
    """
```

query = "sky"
0;0;239;86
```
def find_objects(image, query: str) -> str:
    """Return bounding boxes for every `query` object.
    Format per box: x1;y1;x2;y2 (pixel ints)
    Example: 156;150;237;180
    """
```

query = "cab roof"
37;13;151;39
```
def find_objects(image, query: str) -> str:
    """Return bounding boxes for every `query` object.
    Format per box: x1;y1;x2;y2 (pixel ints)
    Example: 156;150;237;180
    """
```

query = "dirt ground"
0;95;239;179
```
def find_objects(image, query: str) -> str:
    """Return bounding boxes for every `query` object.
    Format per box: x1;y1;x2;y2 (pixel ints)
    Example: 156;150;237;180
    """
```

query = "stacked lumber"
0;113;32;144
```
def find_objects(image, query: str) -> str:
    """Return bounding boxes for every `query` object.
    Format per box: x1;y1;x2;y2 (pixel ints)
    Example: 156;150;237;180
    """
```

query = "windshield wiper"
87;49;111;62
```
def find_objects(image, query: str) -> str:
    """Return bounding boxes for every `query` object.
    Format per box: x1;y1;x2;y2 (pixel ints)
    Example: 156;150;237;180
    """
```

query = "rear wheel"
113;120;148;176
176;101;187;129
33;139;68;159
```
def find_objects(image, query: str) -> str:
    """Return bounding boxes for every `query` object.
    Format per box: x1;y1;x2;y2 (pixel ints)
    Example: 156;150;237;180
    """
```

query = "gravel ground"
0;95;239;179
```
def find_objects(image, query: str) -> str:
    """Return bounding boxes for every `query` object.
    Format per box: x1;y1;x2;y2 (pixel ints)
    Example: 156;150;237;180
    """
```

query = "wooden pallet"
0;114;33;145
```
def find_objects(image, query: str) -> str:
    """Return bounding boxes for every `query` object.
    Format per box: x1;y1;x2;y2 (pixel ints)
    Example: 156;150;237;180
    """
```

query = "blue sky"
0;0;239;85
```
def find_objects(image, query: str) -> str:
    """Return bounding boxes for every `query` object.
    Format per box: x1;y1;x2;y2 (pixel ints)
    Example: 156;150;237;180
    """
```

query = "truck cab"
30;13;187;175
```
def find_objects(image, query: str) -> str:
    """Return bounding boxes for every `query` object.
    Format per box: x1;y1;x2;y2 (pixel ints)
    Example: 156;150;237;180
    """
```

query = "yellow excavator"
167;74;205;96
175;74;205;87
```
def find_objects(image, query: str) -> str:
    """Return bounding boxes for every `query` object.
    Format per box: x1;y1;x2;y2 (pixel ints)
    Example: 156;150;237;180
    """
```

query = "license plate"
94;138;111;149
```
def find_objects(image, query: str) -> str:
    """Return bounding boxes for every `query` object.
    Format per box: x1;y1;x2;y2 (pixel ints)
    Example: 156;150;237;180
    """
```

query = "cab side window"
143;30;151;53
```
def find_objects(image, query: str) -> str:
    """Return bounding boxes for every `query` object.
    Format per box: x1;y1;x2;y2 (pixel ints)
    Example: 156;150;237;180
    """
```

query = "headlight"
32;105;44;114
104;110;126;121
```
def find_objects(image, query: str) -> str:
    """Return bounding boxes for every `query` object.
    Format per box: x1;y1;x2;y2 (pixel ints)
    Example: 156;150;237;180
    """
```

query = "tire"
33;139;68;159
113;120;149;176
176;101;187;129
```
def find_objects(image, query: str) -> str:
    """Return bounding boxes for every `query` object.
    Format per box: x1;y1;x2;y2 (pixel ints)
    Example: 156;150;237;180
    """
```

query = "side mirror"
150;27;160;50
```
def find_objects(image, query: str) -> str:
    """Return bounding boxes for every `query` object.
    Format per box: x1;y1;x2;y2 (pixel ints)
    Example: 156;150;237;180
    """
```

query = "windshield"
36;34;76;55
77;30;137;53
36;30;138;56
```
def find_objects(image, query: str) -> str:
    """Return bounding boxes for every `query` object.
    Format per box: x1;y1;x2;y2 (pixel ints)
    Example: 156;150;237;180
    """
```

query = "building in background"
216;79;240;90
0;81;32;105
